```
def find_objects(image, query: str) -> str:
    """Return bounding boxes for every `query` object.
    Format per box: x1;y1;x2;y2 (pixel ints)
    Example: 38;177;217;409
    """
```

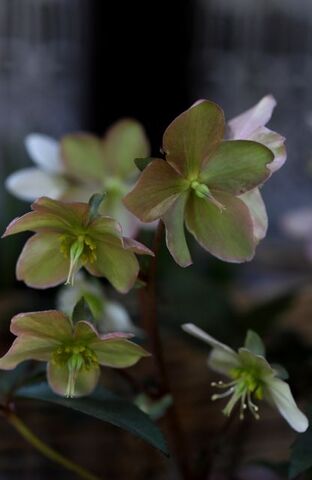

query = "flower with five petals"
182;323;308;432
0;310;149;398
124;100;275;266
2;196;153;292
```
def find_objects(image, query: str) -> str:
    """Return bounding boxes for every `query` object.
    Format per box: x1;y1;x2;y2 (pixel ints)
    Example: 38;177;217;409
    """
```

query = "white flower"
182;323;308;432
57;272;141;336
281;207;312;261
6;134;68;201
228;95;287;243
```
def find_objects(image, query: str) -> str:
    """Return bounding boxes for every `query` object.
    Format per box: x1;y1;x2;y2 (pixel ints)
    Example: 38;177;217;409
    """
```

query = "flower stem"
7;412;101;480
139;220;193;480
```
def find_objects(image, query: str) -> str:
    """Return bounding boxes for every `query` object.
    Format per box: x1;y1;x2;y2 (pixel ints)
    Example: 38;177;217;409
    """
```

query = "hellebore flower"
124;100;275;267
182;323;308;432
5;134;68;201
6;120;150;237
228;95;287;242
57;272;142;335
0;310;149;398
2;196;153;292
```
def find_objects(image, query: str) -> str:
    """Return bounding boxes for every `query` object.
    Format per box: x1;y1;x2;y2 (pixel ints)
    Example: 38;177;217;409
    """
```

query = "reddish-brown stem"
139;220;193;480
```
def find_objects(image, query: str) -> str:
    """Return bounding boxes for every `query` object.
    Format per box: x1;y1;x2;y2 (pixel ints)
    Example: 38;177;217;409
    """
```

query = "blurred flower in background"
57;272;142;336
281;206;312;261
5;119;150;236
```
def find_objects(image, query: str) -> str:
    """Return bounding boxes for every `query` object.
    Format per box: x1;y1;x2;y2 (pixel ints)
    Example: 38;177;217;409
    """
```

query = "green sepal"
134;157;153;172
88;193;106;223
72;297;94;325
244;330;265;357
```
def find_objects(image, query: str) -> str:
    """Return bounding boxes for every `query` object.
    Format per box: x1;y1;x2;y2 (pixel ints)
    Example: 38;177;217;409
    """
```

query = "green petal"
3;211;70;237
265;378;309;432
86;240;140;293
185;191;255;262
0;336;54;370
16;232;69;288
239;188;268;242
89;336;150;368
162;193;192;267
244;330;265;357
47;361;100;398
123;159;186;222
123;237;154;256
208;348;241;376
32;197;89;229
200;140;273;195
61;133;104;182
163;100;224;178
10;311;72;341
237;348;275;377
88;216;123;240
101;119;150;178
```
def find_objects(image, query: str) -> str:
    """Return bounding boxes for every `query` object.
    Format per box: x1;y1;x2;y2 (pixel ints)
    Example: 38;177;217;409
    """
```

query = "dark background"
0;1;312;479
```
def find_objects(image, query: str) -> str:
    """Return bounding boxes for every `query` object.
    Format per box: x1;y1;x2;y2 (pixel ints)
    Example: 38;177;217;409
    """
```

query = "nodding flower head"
0;310;150;398
182;323;308;433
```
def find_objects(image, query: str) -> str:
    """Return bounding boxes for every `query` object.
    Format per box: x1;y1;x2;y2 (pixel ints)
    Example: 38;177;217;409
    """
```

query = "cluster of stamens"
60;234;97;285
51;344;98;398
211;369;263;420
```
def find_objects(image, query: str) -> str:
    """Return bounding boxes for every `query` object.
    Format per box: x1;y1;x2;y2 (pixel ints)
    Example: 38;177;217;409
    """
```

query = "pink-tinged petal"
86;240;140;293
10;311;72;341
163;100;225;177
25;134;63;174
265;378;309;432
162;192;192;267
32;197;89;229
200;140;273;195
47;361;100;398
61;133;104;182
100;197;142;238
74;321;133;344
5;168;67;202
185;191;255;263
88;216;122;240
228;95;276;139
101;119;150;178
16;232;69;289
123;159;187;222
89;337;149;368
123;237;154;256
3;211;72;237
239;189;268;242
248;127;286;173
0;336;55;370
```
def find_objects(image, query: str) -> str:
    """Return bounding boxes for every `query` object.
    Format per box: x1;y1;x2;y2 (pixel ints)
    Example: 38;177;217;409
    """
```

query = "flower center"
211;367;263;420
60;234;97;286
51;344;98;398
190;180;226;211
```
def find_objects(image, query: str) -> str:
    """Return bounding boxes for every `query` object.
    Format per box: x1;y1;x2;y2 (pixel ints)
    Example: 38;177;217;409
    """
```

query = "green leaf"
289;414;312;478
244;330;265;356
88;193;106;223
72;297;94;325
16;382;169;455
134;157;153;172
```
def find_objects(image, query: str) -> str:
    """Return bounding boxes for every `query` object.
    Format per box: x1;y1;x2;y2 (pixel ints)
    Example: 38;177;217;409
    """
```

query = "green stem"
7;413;101;480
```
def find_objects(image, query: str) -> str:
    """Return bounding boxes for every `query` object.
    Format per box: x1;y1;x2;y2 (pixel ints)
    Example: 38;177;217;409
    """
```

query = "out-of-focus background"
1;1;312;479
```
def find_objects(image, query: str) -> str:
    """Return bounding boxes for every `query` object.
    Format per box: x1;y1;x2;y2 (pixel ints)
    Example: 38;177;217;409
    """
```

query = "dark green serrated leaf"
16;382;169;456
244;330;265;356
134;157;153;171
88;193;106;222
289;416;312;479
72;297;94;325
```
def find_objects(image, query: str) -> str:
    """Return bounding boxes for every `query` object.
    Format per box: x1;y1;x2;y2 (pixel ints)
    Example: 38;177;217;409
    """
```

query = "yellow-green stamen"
52;344;98;398
60;234;97;286
211;367;264;420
